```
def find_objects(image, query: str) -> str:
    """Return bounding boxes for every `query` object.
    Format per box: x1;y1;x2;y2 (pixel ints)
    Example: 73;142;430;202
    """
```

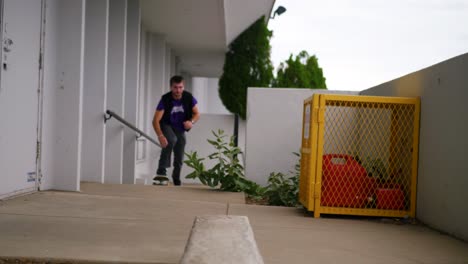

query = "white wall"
134;33;167;181
192;77;230;115
105;0;127;184
360;53;468;241
165;47;171;90
41;0;86;192
182;72;193;92
245;88;358;186
81;0;109;183
192;77;208;113
206;78;230;114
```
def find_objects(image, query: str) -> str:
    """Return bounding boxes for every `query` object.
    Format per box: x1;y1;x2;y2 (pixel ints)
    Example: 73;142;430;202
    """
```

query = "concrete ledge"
180;215;264;264
0;256;161;264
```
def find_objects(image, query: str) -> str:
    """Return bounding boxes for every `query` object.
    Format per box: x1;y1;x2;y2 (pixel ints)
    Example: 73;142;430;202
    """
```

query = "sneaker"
172;177;182;186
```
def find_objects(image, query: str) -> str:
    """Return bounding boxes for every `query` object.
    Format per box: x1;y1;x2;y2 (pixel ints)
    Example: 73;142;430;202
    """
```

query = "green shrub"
273;51;327;89
185;132;301;207
218;16;274;119
184;130;264;197
264;152;300;207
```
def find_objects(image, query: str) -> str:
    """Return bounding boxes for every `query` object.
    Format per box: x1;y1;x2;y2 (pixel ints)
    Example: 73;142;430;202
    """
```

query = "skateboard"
153;176;169;186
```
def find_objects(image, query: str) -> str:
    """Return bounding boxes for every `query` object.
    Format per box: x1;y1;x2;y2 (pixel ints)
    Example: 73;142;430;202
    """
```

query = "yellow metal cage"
299;94;421;218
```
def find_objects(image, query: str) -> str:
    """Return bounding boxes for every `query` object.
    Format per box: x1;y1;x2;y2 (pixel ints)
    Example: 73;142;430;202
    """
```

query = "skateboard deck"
153;176;169;186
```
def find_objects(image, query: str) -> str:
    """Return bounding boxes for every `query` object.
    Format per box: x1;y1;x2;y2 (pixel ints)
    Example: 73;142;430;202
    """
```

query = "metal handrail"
104;110;160;147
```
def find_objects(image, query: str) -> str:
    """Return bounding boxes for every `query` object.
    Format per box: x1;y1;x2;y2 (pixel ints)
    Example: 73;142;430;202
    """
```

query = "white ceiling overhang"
141;0;275;77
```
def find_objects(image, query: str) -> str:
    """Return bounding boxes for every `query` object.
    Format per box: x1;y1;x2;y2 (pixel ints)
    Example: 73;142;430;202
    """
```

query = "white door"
0;0;42;198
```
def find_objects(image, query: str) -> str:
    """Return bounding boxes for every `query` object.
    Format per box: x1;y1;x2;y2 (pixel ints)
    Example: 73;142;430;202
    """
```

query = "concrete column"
137;27;148;132
122;0;141;184
41;0;86;191
81;0;109;183
104;0;127;184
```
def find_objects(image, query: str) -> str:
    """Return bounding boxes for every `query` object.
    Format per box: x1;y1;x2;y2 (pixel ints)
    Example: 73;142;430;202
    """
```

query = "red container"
321;154;376;208
376;188;405;210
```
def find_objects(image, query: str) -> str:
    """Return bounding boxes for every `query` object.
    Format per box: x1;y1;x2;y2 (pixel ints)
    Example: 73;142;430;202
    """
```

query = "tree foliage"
218;16;274;119
274;51;327;89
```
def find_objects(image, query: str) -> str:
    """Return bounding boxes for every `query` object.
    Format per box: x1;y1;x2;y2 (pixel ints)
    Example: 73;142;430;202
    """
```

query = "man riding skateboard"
152;75;200;186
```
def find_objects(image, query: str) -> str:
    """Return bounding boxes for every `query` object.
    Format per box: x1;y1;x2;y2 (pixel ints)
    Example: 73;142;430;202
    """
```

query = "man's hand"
183;120;193;130
159;135;168;148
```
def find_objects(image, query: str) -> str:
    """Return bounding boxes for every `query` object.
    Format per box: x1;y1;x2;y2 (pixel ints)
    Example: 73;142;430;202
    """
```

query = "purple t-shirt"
157;96;198;132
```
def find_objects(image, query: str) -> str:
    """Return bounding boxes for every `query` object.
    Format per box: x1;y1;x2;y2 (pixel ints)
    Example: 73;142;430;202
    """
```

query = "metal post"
234;114;239;147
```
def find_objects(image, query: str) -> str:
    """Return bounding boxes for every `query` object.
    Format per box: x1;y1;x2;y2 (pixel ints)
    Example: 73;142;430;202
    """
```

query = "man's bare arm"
191;105;200;124
152;110;168;147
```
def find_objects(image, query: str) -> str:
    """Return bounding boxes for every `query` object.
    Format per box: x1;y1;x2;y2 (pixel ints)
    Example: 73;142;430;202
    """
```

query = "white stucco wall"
245;88;358;186
192;77;208;113
360;53;468;241
134;33;167;181
191;77;229;115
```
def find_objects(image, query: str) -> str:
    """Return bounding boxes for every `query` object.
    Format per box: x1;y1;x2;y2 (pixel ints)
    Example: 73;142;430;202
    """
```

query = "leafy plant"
264;152;301;207
184;130;264;196
185;134;302;207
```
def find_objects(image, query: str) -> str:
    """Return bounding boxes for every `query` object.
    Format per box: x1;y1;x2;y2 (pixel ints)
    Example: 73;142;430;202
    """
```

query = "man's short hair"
170;75;184;86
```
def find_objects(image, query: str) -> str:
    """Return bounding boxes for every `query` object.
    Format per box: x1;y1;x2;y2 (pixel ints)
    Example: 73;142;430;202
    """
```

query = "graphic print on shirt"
171;105;185;114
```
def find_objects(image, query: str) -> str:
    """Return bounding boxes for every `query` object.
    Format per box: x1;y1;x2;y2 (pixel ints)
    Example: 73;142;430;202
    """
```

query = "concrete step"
0;183;244;264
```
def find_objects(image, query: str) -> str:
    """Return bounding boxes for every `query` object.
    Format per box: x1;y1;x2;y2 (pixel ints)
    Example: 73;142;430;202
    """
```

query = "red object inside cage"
321;154;376;208
376;188;405;210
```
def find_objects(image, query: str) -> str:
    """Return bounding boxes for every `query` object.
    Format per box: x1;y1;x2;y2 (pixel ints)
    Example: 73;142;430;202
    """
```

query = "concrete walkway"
0;183;467;263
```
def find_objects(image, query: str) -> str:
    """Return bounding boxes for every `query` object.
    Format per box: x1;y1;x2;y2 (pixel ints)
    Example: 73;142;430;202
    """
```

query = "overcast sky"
268;0;468;91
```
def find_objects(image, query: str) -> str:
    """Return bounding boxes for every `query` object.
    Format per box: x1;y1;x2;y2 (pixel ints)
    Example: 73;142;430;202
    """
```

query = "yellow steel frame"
309;95;320;212
409;98;421;218
299;94;421;218
299;96;317;210
299;102;309;207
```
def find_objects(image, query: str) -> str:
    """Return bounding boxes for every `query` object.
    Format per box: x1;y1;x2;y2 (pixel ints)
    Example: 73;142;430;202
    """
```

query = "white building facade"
0;0;275;198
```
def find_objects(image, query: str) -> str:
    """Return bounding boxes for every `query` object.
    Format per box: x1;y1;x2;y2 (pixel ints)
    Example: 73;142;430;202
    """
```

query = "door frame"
35;0;46;190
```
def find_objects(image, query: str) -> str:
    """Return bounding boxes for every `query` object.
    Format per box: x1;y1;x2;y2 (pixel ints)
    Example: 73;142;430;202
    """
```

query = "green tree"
274;51;327;89
219;16;274;119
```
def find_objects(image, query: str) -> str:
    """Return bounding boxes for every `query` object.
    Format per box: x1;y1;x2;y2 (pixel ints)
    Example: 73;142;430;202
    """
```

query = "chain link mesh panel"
300;94;420;218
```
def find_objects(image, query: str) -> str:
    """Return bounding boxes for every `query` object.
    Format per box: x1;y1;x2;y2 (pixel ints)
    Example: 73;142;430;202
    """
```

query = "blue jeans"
157;123;186;185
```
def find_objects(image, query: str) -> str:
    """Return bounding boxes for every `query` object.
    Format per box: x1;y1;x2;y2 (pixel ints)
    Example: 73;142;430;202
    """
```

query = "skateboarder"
152;75;200;186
